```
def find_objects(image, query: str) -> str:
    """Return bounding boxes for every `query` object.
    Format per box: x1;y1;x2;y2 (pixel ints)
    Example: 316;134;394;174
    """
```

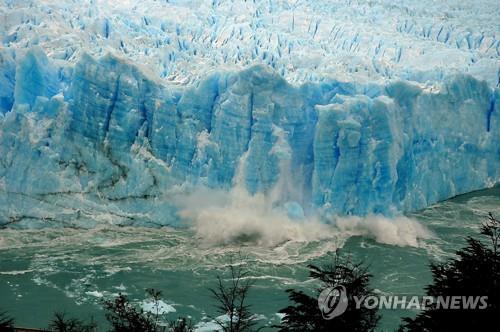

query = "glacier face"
0;0;499;228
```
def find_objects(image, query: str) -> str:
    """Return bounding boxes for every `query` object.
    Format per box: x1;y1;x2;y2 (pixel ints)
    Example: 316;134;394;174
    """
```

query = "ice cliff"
0;0;498;228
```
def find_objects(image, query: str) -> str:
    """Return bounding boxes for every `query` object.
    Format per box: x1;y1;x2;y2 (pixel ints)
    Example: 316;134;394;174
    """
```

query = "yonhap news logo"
317;285;488;320
317;285;348;320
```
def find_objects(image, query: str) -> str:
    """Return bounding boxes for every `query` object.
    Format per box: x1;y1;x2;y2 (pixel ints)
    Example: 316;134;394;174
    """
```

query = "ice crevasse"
0;0;498;228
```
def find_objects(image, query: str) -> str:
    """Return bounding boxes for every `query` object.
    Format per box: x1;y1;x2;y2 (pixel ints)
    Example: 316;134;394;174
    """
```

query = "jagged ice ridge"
0;0;498;228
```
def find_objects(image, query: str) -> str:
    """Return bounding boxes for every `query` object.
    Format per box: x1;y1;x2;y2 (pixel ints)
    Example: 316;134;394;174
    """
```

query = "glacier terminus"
0;0;499;229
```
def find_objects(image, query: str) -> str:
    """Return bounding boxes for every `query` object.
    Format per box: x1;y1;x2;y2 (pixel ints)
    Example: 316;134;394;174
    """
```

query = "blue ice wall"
0;50;498;228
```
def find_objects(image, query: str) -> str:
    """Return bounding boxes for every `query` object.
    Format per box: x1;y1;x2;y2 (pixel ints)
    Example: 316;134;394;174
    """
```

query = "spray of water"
333;215;433;247
176;126;432;248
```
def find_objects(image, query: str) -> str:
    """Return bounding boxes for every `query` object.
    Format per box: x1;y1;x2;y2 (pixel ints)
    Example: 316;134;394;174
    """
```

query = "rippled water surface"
1;187;499;330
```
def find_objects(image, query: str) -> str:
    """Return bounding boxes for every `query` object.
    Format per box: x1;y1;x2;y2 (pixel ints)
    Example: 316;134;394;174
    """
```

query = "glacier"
0;0;499;229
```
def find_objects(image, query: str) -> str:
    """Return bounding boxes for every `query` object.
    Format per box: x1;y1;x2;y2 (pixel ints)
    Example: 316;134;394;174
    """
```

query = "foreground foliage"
0;310;14;332
278;252;380;332
49;312;97;332
103;290;193;332
209;254;257;332
399;213;500;331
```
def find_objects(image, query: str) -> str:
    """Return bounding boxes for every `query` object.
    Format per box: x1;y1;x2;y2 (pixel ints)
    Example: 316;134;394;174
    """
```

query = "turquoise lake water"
1;187;499;331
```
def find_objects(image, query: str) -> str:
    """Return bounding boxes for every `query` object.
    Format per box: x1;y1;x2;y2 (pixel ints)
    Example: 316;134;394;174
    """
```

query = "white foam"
177;186;335;247
85;290;104;298
141;300;176;315
194;321;223;332
176;185;434;248
0;269;33;275
334;215;433;247
177;144;337;247
113;283;127;291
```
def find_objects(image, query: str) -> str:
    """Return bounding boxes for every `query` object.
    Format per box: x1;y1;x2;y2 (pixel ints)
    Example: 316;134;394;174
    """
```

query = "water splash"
176;127;431;248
